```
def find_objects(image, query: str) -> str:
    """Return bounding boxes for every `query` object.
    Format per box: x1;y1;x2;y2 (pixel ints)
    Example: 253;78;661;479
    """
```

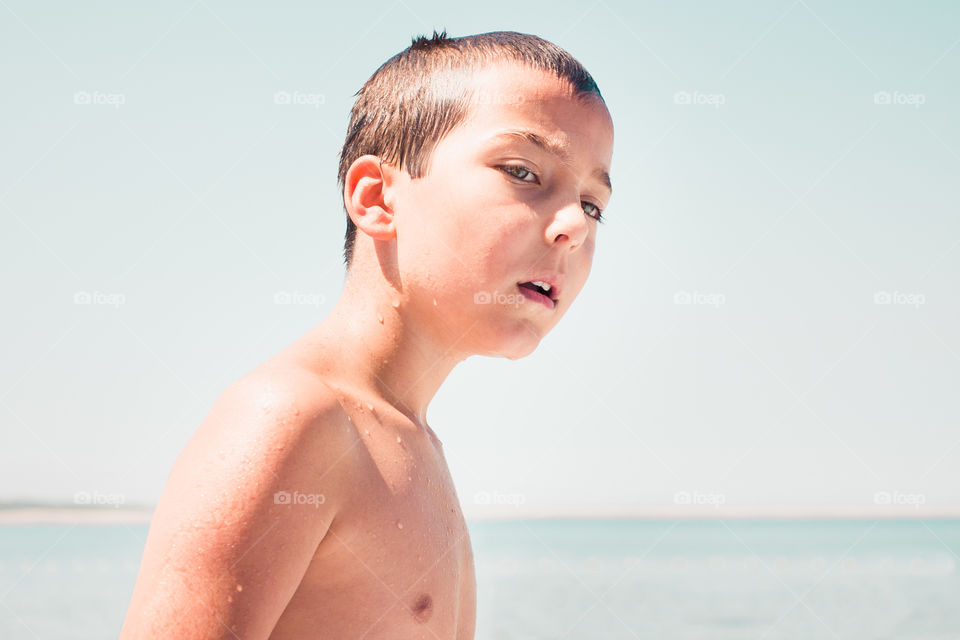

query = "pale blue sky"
1;0;958;517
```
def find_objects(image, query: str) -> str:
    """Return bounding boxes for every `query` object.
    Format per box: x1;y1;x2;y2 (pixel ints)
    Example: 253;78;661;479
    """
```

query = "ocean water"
0;519;958;639
469;519;960;639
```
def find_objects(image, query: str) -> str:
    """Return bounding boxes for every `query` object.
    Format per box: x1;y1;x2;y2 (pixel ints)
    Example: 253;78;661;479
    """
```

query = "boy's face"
392;62;614;359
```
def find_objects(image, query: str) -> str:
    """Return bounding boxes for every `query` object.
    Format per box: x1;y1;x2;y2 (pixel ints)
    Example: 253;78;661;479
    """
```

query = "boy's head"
337;30;613;358
338;30;608;268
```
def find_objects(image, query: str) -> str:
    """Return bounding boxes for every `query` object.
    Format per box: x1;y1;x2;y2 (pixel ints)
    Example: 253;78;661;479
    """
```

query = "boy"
120;29;613;639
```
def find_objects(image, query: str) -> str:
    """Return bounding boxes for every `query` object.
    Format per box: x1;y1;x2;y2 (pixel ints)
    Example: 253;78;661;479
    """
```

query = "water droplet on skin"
364;429;370;435
391;299;400;308
396;435;402;443
367;403;374;411
377;312;384;324
236;584;243;592
396;521;404;529
432;298;438;306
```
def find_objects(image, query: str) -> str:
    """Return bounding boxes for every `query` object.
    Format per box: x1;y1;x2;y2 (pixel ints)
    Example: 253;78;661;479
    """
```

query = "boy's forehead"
460;64;608;129
468;62;579;105
453;63;613;167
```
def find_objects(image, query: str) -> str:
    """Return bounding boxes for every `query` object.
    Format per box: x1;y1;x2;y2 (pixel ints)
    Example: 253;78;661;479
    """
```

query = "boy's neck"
291;275;468;428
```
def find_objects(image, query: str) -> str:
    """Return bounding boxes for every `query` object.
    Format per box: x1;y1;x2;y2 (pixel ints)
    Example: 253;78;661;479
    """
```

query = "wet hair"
336;29;605;268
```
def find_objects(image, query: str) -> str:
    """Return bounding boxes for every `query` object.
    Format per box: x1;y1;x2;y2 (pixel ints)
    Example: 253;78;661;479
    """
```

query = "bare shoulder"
119;364;360;639
197;363;354;455
170;363;360;512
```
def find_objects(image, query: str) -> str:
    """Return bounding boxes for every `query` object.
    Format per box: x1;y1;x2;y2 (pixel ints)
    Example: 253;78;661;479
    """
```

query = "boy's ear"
344;155;402;241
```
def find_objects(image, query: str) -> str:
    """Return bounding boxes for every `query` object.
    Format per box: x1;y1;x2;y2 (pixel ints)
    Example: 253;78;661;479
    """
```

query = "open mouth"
517;281;556;308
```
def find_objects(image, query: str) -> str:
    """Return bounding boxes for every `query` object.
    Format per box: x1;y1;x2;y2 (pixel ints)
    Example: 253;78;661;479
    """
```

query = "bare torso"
267;375;477;639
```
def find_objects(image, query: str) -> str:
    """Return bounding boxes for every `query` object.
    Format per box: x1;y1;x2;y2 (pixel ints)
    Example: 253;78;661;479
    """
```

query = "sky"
1;0;958;518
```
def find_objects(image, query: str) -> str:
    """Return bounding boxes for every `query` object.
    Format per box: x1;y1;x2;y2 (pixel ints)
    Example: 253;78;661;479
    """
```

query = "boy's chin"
472;325;544;360
502;345;538;361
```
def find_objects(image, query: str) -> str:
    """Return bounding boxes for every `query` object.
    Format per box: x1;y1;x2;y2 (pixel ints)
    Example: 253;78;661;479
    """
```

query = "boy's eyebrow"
489;129;613;196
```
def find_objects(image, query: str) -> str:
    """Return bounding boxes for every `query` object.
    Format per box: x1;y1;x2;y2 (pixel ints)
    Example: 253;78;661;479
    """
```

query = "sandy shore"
461;504;960;521
1;505;957;525
0;507;155;525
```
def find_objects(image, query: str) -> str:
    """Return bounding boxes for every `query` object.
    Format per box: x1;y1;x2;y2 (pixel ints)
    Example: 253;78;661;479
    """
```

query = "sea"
0;518;958;639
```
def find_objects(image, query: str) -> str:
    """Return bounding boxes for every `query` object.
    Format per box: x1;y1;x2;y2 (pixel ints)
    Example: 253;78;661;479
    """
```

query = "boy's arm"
119;371;352;640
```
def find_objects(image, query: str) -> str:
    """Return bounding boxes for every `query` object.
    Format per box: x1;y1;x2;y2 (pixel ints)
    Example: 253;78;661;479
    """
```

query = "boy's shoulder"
223;359;356;442
222;360;349;427
179;359;362;505
119;361;361;638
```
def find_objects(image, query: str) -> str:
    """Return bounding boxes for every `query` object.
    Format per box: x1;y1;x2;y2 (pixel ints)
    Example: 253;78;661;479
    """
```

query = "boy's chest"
270;412;476;639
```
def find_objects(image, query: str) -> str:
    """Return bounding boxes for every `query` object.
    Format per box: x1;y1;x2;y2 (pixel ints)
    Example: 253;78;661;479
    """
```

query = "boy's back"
121;340;476;639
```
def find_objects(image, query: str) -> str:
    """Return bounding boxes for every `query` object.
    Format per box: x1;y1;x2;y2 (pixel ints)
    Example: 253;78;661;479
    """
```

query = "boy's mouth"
518;280;558;308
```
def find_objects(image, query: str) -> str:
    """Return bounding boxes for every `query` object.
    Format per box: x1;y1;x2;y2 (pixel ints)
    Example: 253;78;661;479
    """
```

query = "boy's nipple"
410;593;433;623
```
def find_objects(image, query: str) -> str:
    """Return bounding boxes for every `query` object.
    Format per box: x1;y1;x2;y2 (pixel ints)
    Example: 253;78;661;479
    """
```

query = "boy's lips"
517;283;556;309
517;274;564;305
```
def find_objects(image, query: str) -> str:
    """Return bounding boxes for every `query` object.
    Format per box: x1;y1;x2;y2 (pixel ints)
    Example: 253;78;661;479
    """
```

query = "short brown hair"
336;29;605;268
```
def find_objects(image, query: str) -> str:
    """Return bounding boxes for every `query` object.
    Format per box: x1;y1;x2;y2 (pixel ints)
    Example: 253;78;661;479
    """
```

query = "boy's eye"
498;164;539;183
499;164;606;224
582;201;605;224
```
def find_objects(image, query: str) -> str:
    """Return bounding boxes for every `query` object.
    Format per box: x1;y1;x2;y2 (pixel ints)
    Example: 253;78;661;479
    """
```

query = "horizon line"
1;503;959;525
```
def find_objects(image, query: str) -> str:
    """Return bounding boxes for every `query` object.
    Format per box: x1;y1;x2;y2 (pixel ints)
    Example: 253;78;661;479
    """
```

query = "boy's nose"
546;200;590;251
